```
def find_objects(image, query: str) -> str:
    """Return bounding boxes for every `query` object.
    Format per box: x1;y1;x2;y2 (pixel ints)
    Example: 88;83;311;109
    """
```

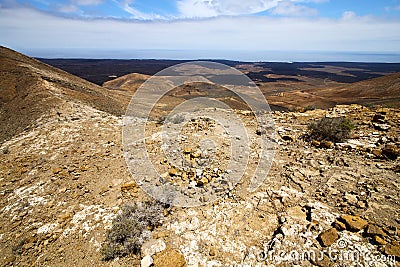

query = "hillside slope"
308;72;400;107
0;46;124;143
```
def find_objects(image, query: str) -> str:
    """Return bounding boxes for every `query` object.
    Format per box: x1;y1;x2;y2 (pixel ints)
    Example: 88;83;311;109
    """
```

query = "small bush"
170;114;185;124
101;201;164;261
364;103;375;109
304;105;317;112
308;117;354;143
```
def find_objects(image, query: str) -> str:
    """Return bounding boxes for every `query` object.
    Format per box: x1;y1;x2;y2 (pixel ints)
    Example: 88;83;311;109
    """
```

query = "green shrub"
304;105;317;112
101;201;164;261
364;103;375;109
308;117;354;143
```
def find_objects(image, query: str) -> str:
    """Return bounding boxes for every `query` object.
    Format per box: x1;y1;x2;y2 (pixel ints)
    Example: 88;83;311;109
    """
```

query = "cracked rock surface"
1;104;399;266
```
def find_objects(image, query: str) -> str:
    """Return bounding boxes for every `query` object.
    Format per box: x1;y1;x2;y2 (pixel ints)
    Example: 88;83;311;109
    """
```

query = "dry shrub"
101;201;164;261
308;117;354;143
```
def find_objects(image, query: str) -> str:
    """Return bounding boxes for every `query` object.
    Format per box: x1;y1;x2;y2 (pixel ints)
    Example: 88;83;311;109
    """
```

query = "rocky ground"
0;103;399;266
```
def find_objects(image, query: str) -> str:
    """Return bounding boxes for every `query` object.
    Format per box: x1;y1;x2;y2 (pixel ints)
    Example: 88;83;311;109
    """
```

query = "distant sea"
27;49;400;63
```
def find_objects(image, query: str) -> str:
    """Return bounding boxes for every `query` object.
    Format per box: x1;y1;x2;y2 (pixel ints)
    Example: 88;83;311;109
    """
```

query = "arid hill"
103;73;151;91
0;46;124;144
0;47;136;266
307;72;400;107
100;66;400;111
241;71;400;110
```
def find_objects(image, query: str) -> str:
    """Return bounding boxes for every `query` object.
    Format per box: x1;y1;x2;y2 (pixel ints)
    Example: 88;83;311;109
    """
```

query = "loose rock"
153;249;187;267
318;228;339;247
364;224;386;237
120;181;137;191
320;140;334;149
382;244;400;259
282;135;296;142
141;255;153;267
382;144;400;160
340;215;368;232
332;220;346;231
373;236;387;245
141;239;166;257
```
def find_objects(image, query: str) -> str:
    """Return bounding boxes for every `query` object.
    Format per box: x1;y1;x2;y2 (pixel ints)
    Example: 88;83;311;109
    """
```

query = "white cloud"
177;0;280;17
120;0;165;20
58;4;79;13
0;6;399;55
341;11;357;20
176;0;327;18
271;1;318;16
177;0;218;18
57;0;103;14
72;0;103;6
340;11;374;22
385;5;400;12
15;0;329;19
294;0;328;3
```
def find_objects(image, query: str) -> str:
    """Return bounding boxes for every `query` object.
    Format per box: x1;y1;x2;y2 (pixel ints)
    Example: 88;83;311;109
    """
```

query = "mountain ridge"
0;46;124;143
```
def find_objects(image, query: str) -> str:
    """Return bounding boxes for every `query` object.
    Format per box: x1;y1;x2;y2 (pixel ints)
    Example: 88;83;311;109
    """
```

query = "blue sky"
1;0;400;60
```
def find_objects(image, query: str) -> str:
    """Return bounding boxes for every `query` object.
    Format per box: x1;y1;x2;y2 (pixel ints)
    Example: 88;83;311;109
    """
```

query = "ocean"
26;49;400;63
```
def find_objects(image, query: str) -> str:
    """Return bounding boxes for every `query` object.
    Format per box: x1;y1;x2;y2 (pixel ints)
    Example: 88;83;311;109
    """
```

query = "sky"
1;0;400;61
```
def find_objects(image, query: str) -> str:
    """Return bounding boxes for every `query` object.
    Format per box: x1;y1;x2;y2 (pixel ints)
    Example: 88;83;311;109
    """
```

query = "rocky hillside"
0;48;399;266
0;46;124;144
